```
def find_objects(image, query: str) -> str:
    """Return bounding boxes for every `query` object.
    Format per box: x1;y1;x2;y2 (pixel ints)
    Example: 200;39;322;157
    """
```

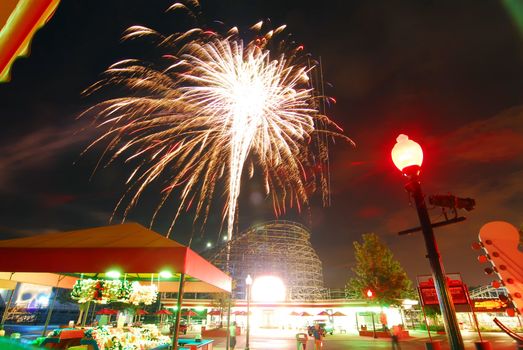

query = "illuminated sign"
15;283;52;308
419;286;468;306
473;299;508;313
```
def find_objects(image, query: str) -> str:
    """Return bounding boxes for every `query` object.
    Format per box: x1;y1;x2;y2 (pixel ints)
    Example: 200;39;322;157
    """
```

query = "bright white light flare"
251;275;286;302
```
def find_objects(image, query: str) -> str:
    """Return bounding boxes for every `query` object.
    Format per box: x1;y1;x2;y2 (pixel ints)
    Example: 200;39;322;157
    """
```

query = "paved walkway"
191;329;519;350
5;324;520;350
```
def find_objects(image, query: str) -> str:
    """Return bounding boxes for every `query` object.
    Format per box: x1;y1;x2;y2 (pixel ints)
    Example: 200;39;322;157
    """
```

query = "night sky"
1;0;522;289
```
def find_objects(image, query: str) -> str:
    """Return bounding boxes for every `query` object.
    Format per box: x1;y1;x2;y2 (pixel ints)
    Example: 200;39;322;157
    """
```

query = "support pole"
417;287;433;342
1;283;18;326
76;304;84;325
399;307;406;328
407;176;464;350
171;273;186;350
226;298;231;350
81;301;91;327
42;287;58;336
90;303;98;325
421;304;433;342
371;312;377;338
245;284;251;350
43;275;66;336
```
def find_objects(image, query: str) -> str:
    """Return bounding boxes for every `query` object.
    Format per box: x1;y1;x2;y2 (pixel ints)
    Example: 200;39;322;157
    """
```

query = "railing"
493;317;523;347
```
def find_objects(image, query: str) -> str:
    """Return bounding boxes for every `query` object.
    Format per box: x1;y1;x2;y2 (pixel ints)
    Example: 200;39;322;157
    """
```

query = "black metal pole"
371;312;377;338
406;174;464;350
171;273;186;350
245;284;251;350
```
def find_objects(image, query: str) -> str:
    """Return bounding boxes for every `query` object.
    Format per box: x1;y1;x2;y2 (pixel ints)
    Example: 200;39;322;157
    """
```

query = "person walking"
391;325;402;350
311;324;323;350
229;321;237;350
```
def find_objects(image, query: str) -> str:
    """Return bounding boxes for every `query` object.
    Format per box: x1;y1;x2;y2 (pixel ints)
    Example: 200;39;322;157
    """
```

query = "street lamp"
245;274;253;350
391;134;465;350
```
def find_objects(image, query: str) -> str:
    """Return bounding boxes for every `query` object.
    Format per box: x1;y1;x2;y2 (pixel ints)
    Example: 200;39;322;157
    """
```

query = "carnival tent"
0;222;231;293
0;223;231;349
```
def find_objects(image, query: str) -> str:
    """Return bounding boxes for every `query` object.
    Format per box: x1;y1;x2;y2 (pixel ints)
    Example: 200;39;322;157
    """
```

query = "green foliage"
55;288;75;304
424;307;442;325
210;292;235;313
417;324;445;332
346;233;414;306
209;275;236;327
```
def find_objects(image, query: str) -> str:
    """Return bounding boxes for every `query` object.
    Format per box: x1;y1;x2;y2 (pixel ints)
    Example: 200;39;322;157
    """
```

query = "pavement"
3;324;522;349
197;328;522;350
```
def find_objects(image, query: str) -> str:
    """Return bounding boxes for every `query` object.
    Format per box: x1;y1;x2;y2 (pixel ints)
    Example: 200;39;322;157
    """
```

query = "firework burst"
82;2;352;240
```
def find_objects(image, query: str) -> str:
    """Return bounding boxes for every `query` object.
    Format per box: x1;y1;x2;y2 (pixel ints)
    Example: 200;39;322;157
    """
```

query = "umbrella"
154;309;172;325
182;309;197;328
134;309;148;323
96;308;118;323
234;311;248;316
289;311;300;316
208;310;221;316
182;310;197;317
332;311;346;317
96;308;118;315
155;309;173;315
317;311;330;316
299;312;312;317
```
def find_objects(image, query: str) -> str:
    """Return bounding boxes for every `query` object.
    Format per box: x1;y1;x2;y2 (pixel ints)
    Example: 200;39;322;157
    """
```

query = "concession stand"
0;223;232;349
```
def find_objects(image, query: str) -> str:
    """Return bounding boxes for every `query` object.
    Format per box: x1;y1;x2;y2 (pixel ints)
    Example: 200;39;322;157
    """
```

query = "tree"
209;277;236;328
346;233;414;305
210;292;234;328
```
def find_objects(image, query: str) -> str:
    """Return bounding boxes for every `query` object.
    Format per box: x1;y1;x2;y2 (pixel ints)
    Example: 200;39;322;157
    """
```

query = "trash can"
474;341;492;350
296;333;308;350
425;340;442;350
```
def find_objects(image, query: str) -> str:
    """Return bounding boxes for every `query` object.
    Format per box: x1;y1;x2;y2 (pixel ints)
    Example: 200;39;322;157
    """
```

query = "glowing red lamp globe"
391;134;423;174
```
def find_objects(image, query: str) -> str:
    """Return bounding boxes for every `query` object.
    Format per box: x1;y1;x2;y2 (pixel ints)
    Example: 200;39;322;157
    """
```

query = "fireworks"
83;2;351;240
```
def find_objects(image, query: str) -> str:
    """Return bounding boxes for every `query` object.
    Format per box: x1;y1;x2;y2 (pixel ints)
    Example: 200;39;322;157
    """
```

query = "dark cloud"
0;125;89;189
441;107;523;164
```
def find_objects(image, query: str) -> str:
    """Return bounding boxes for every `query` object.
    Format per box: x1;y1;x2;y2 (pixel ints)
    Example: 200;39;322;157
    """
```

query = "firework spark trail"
82;4;352;240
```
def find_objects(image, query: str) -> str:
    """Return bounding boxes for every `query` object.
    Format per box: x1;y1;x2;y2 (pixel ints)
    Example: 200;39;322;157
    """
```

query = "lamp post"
365;288;377;338
391;134;464;350
245;274;253;350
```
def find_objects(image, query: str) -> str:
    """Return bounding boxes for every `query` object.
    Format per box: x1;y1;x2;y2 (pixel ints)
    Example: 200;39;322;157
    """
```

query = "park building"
162;220;411;334
162;222;521;335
